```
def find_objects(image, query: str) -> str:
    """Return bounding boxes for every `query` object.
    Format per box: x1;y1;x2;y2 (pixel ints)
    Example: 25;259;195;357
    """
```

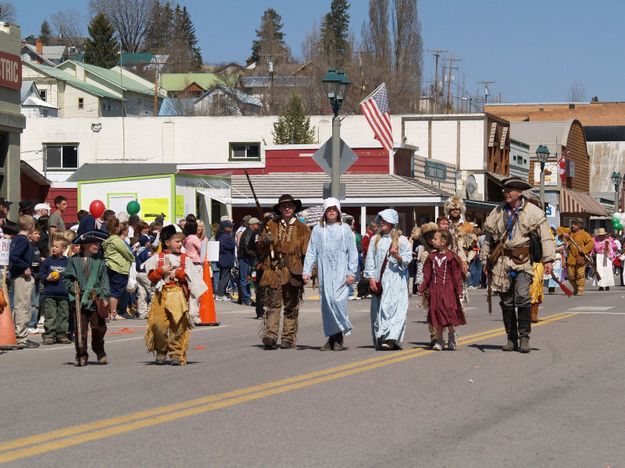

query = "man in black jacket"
238;217;261;307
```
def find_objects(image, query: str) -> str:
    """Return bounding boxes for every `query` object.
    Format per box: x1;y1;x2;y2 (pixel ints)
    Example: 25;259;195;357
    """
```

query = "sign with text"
0;238;11;266
0;51;21;91
424;160;447;181
533;162;559;186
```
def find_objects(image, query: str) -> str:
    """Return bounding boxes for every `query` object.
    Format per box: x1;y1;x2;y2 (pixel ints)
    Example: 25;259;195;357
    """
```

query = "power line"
427;48;447;113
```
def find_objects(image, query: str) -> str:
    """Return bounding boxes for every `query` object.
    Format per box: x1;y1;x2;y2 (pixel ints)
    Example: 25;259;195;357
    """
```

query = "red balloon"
89;200;106;219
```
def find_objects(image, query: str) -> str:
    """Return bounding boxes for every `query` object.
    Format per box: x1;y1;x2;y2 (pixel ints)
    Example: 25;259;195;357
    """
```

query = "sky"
12;0;625;104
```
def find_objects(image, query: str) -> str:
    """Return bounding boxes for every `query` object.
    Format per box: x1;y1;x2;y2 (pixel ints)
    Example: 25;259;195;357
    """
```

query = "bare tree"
90;0;150;53
0;1;16;22
360;0;391;100
568;80;586;102
390;0;422;112
51;9;87;48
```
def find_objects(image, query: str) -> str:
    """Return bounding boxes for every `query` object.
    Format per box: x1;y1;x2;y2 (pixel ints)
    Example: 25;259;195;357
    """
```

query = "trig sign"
0;238;11;266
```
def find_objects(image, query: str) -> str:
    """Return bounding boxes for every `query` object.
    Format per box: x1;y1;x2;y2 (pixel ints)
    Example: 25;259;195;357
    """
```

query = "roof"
21;161;51;186
161;73;222;92
71;52;157;66
67;163;179;182
560;187;610;217
41;45;67;60
24;62;123;101
67;61;155;97
21;81;56;108
21;44;55;65
198;85;262;108
230;173;450;206
509;120;578;153
239;76;312;88
158;97;195;116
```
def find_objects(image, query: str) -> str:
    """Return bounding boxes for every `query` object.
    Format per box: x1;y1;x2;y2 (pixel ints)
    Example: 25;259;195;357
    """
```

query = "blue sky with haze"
14;0;625;103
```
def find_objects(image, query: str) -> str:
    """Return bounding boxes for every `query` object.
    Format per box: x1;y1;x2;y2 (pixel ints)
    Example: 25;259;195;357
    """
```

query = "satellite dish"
466;175;478;200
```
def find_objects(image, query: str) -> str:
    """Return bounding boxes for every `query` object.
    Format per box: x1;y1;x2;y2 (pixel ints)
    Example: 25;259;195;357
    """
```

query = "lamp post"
322;69;350;199
611;171;623;212
536;145;550;211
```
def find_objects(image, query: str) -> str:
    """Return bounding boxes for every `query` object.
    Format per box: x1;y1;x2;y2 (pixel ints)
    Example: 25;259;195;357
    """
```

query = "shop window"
45;144;79;170
229;142;260;160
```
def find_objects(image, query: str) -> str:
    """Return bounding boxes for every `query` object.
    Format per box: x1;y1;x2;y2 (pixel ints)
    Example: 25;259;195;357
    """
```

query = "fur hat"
444;196;466;217
570;217;584;227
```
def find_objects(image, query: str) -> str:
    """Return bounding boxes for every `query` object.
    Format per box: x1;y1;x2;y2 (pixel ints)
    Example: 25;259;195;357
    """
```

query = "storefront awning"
560;188;610;217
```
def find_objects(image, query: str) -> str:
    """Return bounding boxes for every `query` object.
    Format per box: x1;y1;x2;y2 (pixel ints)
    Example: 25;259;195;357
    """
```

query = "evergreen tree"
272;95;315;144
320;0;351;67
179;6;202;70
39;20;52;44
248;8;289;67
144;0;173;53
84;12;118;69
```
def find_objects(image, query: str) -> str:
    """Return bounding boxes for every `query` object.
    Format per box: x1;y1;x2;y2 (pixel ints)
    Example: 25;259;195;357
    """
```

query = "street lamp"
322;69;351;200
536;145;550;211
611;171;623;212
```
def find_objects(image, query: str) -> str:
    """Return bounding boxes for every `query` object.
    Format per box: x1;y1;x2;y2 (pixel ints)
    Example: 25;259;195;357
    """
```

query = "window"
78;97;84;109
39;89;47;101
229;142;260;160
45;144;79;170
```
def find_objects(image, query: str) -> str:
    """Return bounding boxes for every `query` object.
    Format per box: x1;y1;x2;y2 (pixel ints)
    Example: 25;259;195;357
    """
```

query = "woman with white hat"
364;209;412;350
592;228;616;291
303;198;358;351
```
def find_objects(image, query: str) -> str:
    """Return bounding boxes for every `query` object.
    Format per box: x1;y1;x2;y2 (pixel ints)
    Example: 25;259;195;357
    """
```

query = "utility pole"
427;48;447;113
444;55;461;113
479;80;495;108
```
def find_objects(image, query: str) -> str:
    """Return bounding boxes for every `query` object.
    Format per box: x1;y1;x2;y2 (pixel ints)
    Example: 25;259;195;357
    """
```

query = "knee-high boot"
530;303;539;323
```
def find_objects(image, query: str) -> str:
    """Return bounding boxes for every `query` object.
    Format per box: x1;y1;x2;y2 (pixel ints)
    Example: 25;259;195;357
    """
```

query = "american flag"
359;83;394;152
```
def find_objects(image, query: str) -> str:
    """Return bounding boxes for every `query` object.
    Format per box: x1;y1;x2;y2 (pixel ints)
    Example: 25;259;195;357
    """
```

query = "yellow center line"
0;312;576;464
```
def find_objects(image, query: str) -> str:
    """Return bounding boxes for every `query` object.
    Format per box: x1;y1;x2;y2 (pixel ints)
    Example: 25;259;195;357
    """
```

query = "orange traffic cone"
0;303;20;350
196;260;219;326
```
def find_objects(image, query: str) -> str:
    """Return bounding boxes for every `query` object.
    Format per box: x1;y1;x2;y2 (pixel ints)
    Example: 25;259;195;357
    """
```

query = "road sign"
312;137;359;176
424;160;447;181
323;182;346;200
0;238;10;266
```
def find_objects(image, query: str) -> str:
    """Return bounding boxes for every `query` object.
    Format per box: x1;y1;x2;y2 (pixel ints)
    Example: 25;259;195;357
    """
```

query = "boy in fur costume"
144;231;207;365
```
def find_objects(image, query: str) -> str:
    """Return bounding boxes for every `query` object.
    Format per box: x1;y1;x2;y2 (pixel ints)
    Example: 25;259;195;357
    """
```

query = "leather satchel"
372;248;391;297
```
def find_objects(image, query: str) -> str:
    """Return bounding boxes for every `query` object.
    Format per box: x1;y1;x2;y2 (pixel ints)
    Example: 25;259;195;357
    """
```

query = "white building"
509;138;530;179
21;114;405;183
401;113;511;202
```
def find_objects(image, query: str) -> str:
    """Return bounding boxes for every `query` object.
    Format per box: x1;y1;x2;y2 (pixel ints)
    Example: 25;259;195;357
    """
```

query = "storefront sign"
533;162;559;186
0;50;21;91
424;160;447;181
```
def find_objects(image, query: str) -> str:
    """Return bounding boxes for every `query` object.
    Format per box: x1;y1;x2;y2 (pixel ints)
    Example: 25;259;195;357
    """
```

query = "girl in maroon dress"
418;230;466;350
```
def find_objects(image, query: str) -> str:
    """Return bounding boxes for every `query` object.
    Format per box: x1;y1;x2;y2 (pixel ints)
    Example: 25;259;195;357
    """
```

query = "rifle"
550;272;573;297
567;235;601;281
74;282;83;358
243;169;274;260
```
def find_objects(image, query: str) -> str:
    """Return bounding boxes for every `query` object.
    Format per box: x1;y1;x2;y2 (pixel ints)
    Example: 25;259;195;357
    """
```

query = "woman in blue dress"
364;209;412;350
303;198;358;351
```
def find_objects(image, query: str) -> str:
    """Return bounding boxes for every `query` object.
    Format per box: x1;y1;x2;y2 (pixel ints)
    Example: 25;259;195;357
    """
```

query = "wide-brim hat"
72;230;108;245
596;227;607;236
273;194;303;214
19;199;36;212
502;177;533;191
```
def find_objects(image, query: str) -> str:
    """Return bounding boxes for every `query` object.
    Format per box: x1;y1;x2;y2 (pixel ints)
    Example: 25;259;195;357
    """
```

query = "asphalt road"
1;282;625;467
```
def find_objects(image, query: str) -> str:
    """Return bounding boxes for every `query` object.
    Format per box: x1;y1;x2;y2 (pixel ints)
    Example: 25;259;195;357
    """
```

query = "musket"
486;268;493;314
74;282;83;358
567;235;601;281
243;169;275;260
550;272;573;297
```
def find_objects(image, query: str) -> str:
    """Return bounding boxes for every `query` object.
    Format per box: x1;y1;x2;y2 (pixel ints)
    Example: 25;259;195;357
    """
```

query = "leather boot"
530;303;539;323
320;336;334;351
501;307;518;348
332;333;344;351
517;307;532;353
519;337;531;353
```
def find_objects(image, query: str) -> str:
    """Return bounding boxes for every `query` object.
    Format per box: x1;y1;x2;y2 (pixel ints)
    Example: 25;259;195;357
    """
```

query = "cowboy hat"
273;194;303;214
502;177;533;191
72;230;108;245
